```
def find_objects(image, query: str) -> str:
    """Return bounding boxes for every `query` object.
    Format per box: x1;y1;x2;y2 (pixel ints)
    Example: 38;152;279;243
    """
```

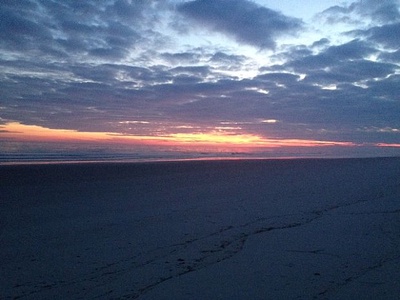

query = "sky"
1;0;400;158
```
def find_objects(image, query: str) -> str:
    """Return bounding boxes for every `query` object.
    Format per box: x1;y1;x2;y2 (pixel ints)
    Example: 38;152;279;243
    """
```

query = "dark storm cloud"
177;0;303;49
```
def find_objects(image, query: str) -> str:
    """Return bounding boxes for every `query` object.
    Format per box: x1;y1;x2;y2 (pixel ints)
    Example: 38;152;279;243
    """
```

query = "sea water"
1;140;398;164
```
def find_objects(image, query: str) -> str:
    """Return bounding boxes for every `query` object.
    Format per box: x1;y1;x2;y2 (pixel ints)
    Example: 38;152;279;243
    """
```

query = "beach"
1;157;400;299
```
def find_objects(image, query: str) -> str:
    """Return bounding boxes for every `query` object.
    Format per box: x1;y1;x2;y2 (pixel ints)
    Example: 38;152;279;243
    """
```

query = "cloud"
286;39;384;75
311;38;330;49
319;0;400;25
323;39;377;60
379;49;400;63
255;73;300;85
349;0;400;23
0;0;158;61
108;0;148;21
350;22;400;49
0;0;399;149
209;52;246;65
170;66;211;77
0;5;53;50
177;0;303;49
161;52;201;64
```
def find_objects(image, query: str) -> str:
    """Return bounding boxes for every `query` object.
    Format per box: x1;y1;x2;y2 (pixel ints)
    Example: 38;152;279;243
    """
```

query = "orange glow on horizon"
167;132;355;147
0;121;360;148
375;143;400;148
0;122;113;142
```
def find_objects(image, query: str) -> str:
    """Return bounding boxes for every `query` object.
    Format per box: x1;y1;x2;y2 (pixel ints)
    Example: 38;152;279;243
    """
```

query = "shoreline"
1;154;400;167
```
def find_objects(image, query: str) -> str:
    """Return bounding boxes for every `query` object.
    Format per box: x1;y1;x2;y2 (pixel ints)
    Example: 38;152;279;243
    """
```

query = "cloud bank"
0;0;399;152
177;0;303;49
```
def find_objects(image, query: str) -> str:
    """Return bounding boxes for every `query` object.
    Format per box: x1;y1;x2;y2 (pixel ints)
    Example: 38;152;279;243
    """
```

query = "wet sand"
1;157;400;299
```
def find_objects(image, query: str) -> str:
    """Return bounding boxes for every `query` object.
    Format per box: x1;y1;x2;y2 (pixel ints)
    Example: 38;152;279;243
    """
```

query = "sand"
1;157;400;299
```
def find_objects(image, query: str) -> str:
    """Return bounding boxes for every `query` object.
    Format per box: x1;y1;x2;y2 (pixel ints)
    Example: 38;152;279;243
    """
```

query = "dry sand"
1;157;400;299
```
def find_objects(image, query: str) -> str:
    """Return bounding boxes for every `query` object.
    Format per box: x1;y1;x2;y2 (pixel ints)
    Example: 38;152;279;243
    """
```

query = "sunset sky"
1;0;399;158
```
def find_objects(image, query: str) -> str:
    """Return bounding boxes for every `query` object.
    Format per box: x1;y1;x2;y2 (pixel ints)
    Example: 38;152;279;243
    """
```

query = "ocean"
1;140;400;164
